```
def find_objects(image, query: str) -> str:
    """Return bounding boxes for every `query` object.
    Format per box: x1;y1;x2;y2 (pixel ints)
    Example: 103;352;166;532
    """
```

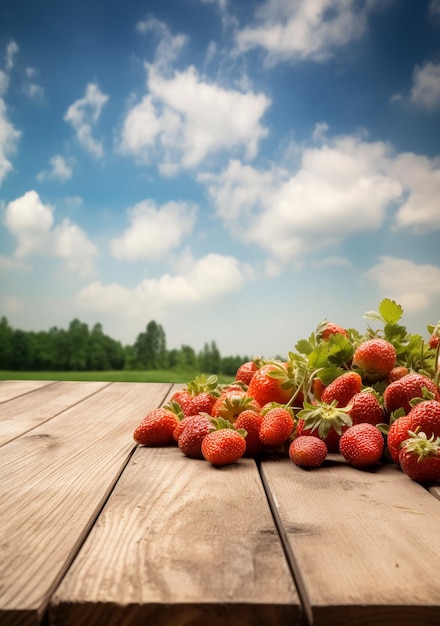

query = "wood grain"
0;381;171;626
261;454;440;626
0;379;55;403
50;447;302;626
0;380;110;446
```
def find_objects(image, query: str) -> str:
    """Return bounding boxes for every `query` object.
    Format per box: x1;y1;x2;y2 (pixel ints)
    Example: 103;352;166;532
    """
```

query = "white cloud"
64;83;108;158
136;16;188;71
118;33;270;172
409;60;440;110
429;0;440;18
0;98;21;185
366;256;440;313
203;133;402;262
235;0;376;64
5;40;18;71
4;190;97;277
0;255;30;271
389;152;440;232
109;199;197;261
0;71;9;96
77;253;251;318
37;155;73;182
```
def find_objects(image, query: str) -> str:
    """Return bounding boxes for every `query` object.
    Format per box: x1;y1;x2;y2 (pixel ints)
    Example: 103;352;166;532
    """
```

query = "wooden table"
1;380;440;626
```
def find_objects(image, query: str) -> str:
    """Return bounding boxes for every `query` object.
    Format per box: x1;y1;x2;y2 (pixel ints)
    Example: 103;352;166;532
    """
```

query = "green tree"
134;320;167;369
0;317;13;369
67;319;89;370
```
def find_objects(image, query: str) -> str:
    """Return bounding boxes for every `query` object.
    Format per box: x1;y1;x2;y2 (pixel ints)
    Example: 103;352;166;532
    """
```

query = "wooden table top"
1;379;440;626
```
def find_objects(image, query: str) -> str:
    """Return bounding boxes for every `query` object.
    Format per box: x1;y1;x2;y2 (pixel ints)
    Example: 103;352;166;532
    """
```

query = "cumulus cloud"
202;128;440;264
0;98;21;185
235;0;377;64
4;190;97;276
366;257;440;313
76;253;251;318
109;199;197;261
118;21;270;173
5;40;18;71
389;152;440;232
37;155;73;182
22;67;45;101
202;133;403;262
64;82;108;158
409;60;440;110
0;71;9;96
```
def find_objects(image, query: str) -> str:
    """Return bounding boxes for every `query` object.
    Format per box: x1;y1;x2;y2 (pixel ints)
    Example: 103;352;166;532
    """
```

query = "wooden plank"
50;447;302;626
429;484;440;502
0;381;172;626
0;379;55;403
0;380;110;446
261;455;440;626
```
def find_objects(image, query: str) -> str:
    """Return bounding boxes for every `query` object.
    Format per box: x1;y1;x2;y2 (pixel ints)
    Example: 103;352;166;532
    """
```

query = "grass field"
0;370;234;384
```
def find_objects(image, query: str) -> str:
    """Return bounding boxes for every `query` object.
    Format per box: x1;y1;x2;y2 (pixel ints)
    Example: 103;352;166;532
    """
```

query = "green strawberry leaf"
316;366;345;385
296;338;314;355
326;333;354;365
378;298;404;324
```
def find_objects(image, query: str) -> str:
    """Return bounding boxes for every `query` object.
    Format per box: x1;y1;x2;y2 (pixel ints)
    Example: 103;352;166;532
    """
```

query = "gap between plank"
257;459;313;626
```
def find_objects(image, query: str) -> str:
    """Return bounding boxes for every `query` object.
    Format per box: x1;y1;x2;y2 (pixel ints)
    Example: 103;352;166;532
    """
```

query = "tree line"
0;317;248;376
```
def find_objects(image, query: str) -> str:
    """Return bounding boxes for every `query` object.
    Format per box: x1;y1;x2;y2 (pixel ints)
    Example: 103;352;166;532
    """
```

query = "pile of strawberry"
133;299;440;483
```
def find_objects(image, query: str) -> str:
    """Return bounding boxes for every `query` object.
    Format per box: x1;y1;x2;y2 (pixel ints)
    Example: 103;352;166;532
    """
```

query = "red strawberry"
383;373;440;415
201;428;246;466
348;391;384;426
289;436;327;468
312;378;327;401
235;409;264;457
399;431;440;482
169;389;194;416
387;400;440;463
388;366;410;383
339;423;384;468
352;338;396;380
247;362;302;407
170;375;220;417
235;359;260;385
429;334;440;350
321;371;362;407
387;413;414;464
317;320;348;342
177;413;211;459
296;400;353;452
259;407;294;448
211;390;260;424
133;408;179;446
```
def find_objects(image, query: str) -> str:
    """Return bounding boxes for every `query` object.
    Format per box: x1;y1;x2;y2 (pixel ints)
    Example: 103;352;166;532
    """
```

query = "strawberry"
352;338;396;381
247;361;302;407
399;431;440;482
235;409;264;457
339;423;384;468
387;413;414;464
321;371;362;407
210;390;260;424
312;378;327;401
388;366;409;383
235;358;261;385
296;400;352;452
383;373;440;415
289;436;327;468
387;400;440;463
259;407;294;448
429;334;440;350
201;426;246;466
133;408;179;446
316;320;348;342
177;413;211;459
348;391;384;426
170;374;220;417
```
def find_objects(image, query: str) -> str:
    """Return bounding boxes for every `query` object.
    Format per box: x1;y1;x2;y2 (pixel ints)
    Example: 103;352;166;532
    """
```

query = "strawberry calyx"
209;417;247;439
186;374;221;397
163;400;186;422
296;400;353;439
400;429;440;461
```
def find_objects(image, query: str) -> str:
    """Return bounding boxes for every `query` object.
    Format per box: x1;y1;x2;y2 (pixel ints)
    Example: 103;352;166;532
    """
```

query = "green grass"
0;370;234;384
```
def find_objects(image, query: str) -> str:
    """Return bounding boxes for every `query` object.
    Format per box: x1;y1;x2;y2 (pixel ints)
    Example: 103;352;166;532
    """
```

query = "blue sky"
1;0;440;358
